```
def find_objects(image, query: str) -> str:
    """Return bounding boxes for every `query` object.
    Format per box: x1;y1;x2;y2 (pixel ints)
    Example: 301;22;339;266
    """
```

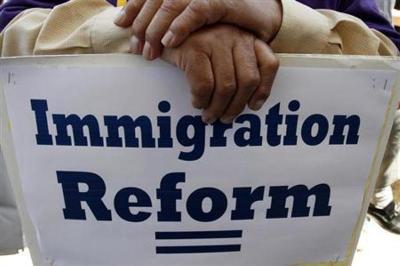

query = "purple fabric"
298;0;400;51
1;0;399;50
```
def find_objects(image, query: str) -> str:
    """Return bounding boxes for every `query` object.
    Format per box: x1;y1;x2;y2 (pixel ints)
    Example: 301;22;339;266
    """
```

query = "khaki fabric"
376;110;400;189
271;0;398;55
0;148;23;255
0;0;398;56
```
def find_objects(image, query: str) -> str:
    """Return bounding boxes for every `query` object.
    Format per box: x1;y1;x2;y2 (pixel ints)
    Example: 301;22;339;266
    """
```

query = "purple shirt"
1;0;399;50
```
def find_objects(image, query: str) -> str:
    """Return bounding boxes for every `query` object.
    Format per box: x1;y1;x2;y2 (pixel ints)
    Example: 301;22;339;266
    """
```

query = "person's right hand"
114;0;282;60
160;25;279;124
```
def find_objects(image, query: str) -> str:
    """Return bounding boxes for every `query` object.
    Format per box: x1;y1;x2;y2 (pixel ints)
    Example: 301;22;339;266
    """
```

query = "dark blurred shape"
0;149;23;255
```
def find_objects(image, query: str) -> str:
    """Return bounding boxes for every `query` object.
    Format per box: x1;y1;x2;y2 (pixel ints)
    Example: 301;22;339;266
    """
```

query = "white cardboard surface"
0;54;398;266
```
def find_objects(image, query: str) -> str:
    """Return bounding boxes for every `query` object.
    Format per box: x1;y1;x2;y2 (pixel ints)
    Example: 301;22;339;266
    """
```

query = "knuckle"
124;1;141;14
257;29;270;42
189;0;210;13
217;82;236;97
242;71;260;90
160;0;182;14
131;21;146;38
267;57;280;71
145;30;158;43
192;81;213;98
147;0;162;6
238;30;253;42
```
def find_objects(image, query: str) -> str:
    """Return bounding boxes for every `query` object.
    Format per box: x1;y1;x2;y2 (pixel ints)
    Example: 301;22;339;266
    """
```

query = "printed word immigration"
31;99;361;161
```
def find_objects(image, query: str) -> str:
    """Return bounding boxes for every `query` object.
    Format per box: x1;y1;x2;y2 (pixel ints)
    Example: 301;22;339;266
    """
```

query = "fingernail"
220;116;235;124
251;100;265;111
202;113;216;124
114;8;126;25
191;99;202;109
142;42;153;60
130;36;140;54
161;31;175;47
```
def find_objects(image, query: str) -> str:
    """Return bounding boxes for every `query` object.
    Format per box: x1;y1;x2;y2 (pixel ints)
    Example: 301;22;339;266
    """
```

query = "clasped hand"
114;0;282;124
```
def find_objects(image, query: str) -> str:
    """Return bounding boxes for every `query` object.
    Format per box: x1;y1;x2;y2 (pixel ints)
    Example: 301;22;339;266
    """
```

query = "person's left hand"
114;0;282;60
160;24;279;124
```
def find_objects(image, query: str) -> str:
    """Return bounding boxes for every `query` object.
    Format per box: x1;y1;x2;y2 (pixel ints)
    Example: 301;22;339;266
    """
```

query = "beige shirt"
0;0;398;56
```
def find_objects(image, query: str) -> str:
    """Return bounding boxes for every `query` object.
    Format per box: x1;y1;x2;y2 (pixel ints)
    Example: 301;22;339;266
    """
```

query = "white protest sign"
0;55;398;266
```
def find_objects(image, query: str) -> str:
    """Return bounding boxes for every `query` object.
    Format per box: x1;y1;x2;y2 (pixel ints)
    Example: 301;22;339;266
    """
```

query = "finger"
130;36;145;55
114;0;146;27
202;50;237;124
131;0;163;60
162;48;214;110
145;0;189;60
248;40;279;111
162;0;225;48
185;52;215;110
220;39;260;124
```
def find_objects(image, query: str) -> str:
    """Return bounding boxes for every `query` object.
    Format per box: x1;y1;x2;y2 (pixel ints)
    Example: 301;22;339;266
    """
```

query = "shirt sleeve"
338;0;400;50
0;0;398;57
270;0;398;55
0;0;67;32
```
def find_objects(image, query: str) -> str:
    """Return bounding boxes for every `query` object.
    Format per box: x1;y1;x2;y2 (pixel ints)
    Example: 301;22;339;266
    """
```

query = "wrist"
264;0;283;43
223;0;283;43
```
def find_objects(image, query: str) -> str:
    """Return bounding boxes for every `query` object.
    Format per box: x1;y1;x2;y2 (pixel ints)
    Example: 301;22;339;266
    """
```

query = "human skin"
160;24;278;124
114;0;282;124
115;0;283;57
